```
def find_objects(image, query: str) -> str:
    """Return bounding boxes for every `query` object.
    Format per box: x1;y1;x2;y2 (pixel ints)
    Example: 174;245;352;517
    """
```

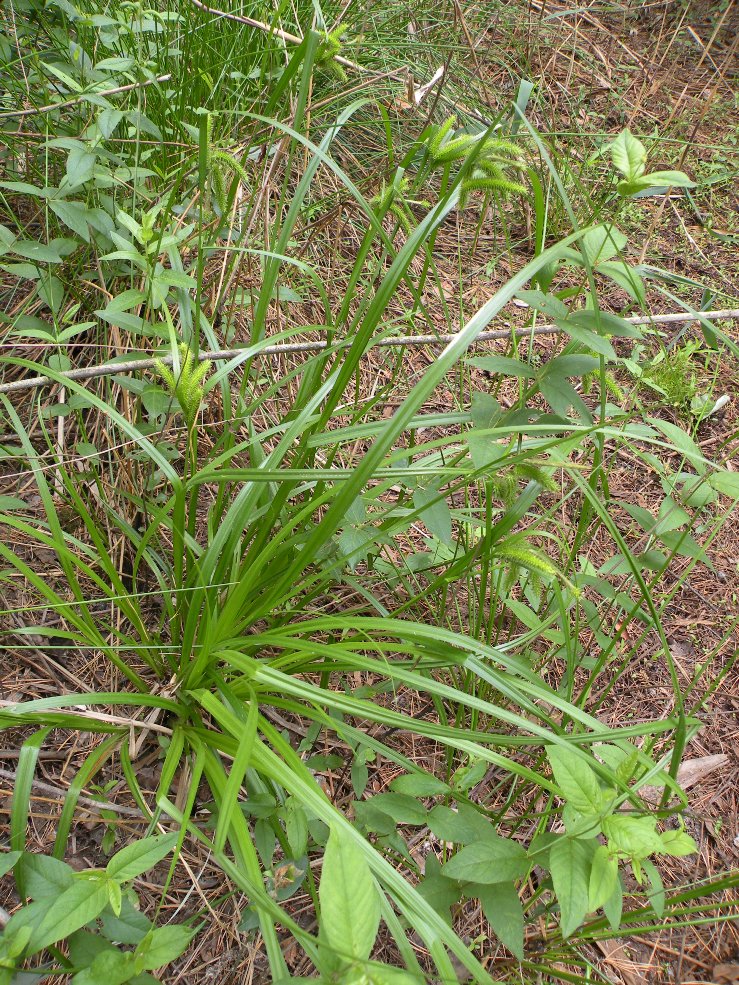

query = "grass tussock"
0;1;737;983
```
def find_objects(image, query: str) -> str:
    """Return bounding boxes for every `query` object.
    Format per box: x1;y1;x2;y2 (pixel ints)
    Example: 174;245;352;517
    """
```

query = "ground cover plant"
0;0;737;983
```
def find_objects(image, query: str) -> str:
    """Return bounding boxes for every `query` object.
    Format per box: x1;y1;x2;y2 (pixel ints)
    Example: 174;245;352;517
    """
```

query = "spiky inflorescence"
494;541;580;596
210;148;251;215
316;27;348;80
426;120;527;205
155;343;212;430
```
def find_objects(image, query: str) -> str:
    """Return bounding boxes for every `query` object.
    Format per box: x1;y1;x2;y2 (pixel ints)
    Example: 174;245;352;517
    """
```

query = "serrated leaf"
548;837;592;938
441;839;529;884
106;833;178;883
319;828;380;968
602;815;663;858
477;881;524;959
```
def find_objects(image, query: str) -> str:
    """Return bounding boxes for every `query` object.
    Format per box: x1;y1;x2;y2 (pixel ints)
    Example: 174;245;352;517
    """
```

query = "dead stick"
0;766;142;817
1;308;737;396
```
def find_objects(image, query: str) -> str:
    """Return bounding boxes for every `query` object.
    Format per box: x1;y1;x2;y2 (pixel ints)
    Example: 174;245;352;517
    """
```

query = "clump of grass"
0;1;738;984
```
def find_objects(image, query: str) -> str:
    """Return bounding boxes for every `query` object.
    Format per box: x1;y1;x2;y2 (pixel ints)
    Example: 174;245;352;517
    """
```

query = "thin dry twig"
0;74;172;121
0;765;142;817
1;308;736;395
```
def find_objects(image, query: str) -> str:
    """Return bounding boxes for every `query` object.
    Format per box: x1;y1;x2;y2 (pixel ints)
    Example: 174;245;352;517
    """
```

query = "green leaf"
540;366;591;421
516;289;569;320
72;947;136;985
580;224;627;264
548;837;593;938
566;309;641;338
65;147;96;188
106;833;178;883
18;853;75;898
68;929;116;967
477;881;524;959
619;171;696;195
427;804;492;844
98;108;124;138
469;390;503;431
336;965;425;985
466;355;536;379
603;874;623;931
597;260;646;303
29;878;109;952
441;839;529;884
99;897;153;945
558;320;616;359
602;815;663;859
134;925;194;970
0;851;21;878
36;274;64;314
647;416;707;473
10;241;69;263
655;496;690;534
389;774;450;797
351;759;369;798
709;470;739;498
319;827;380;968
413;486;452;546
610;129;647;182
659;828;697;857
362;793;427;826
639;170;695;188
641;859;665;918
49;200;97;242
588;844;619;912
415;856;461;924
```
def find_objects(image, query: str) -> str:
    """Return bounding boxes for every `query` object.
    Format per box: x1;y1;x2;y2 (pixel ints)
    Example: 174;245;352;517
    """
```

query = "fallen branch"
1;308;736;395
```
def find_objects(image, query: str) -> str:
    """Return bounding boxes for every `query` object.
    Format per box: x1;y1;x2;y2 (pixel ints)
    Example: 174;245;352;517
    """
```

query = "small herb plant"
0;836;192;985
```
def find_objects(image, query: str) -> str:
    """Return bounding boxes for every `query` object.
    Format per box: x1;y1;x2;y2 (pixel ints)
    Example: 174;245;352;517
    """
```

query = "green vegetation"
0;1;737;983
